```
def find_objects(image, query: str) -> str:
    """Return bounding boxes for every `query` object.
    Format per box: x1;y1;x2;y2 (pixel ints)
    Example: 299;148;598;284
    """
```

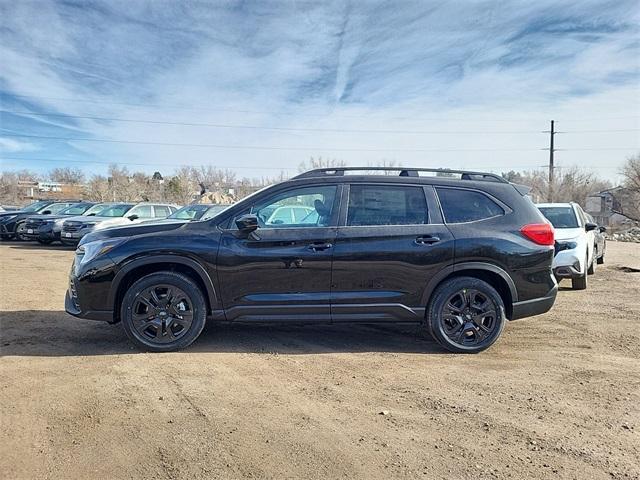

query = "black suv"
65;168;557;353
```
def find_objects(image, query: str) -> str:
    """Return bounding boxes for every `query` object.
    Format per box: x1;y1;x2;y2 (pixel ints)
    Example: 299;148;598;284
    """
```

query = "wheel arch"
109;255;218;323
422;262;517;320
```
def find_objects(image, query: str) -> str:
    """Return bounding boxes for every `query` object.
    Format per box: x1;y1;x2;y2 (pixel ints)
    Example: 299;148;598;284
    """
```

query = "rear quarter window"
436;187;504;223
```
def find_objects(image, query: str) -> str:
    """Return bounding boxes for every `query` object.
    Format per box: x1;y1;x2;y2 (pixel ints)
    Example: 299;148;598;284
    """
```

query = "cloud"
0;0;638;180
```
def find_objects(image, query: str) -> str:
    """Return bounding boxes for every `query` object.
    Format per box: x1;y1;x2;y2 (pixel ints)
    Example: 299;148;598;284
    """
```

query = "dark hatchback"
66;167;557;353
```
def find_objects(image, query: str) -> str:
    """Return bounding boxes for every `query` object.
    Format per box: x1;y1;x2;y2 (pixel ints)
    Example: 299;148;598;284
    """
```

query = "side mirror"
585;222;598;232
598;226;607;233
235;214;259;235
87;213;96;216
128;214;139;221
41;210;52;215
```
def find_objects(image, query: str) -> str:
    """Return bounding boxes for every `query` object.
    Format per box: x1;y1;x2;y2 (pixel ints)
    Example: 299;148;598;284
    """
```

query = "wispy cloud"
0;0;638;179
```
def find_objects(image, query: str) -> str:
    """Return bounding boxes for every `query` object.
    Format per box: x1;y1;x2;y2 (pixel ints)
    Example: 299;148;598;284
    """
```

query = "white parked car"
537;202;598;290
61;202;180;246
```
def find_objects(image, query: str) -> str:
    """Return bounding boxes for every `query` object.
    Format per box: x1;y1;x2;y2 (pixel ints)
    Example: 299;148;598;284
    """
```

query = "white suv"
537;202;598;290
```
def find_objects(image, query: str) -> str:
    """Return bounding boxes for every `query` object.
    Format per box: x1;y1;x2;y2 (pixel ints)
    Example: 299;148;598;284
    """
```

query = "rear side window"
347;185;428;226
154;205;171;217
436;188;504;223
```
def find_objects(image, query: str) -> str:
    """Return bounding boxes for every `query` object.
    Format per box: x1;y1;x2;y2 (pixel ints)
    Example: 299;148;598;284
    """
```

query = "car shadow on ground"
0;310;445;357
1;241;75;251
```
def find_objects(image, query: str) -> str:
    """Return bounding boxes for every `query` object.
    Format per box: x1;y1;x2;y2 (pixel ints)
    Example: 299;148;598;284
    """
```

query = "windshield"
96;204;134;217
538;206;579;229
58;204;91;215
83;204;111;216
23;200;51;212
201;205;231;220
168;205;210;220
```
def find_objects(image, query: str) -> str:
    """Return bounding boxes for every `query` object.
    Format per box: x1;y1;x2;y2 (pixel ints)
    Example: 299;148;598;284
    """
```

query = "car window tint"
130;205;153;218
436;188;504;223
538;206;579;228
347;185;428;226
154;205;171;217
48;203;73;214
244;185;337;228
61;204;90;215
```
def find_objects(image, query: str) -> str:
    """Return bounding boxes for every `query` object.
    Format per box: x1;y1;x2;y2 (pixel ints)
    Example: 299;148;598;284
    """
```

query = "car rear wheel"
597;253;605;265
572;256;588;290
121;272;207;352
427;277;506;353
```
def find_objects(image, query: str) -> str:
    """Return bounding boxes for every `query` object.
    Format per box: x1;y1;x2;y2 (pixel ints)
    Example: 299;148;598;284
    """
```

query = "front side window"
130;205;154;218
234;185;337;229
538;206;579;229
347;185;428;226
436;188;504;223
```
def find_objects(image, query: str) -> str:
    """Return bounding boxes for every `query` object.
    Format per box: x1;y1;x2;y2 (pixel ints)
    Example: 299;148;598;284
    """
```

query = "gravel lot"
1;241;639;480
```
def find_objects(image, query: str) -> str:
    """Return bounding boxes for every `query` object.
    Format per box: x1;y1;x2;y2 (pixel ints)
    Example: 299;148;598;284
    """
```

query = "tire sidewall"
121;272;207;352
427;277;506;354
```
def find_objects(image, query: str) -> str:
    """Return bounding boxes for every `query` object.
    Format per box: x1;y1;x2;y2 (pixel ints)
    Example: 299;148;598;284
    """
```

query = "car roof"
536;203;575;208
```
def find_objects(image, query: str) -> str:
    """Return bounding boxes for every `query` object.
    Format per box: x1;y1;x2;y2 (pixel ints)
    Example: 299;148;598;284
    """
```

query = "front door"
217;184;340;322
331;183;454;322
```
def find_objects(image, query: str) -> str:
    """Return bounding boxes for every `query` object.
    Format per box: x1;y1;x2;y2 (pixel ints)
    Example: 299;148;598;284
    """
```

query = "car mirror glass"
128;214;139;221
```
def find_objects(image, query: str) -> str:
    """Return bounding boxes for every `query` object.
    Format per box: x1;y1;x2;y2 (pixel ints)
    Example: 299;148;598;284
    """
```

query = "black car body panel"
79;219;187;245
0;200;81;238
66;171;558;336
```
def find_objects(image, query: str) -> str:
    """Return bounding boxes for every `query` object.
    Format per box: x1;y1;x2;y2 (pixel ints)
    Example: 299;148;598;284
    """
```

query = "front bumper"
510;284;558;320
64;255;117;323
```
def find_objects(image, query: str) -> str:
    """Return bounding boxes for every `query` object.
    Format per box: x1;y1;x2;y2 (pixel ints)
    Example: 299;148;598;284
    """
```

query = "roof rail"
293;167;508;183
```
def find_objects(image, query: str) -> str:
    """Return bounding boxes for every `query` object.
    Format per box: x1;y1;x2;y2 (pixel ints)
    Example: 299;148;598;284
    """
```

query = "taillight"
521;223;555;246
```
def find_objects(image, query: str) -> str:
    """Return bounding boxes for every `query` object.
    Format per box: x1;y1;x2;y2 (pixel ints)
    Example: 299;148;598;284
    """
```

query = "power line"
7;93;639;123
0;156;297;170
0;132;549;152
0;110;544;135
4;110;639;135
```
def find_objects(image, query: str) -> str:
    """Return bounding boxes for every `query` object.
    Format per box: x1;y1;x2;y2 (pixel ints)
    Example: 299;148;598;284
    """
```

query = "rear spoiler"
512;183;531;196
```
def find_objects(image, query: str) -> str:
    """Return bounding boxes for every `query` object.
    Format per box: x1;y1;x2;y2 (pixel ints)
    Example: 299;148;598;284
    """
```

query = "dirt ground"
1;241;639;480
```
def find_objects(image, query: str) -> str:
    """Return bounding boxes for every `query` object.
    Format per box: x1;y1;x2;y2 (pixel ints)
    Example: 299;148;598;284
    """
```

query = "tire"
37;239;53;245
572;257;588;290
587;253;596;275
597;253;605;265
427;276;506;354
14;222;28;241
121;272;207;352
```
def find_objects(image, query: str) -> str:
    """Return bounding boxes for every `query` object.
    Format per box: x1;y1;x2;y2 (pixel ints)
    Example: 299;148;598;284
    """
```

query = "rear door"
330;183;454;322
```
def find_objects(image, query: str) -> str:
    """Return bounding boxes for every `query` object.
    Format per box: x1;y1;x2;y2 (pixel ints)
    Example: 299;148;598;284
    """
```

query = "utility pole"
544;120;556;202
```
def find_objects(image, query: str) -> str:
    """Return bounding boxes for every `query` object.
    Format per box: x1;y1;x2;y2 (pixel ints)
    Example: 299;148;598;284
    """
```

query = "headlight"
76;238;126;265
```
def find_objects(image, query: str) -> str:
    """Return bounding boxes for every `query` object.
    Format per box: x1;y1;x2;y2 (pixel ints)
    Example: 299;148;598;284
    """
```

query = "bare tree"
49;167;85;185
298;157;346;172
621;153;640;193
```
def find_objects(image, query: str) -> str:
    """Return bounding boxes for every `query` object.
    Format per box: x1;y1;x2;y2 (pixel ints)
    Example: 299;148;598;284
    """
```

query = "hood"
554;227;584;241
0;209;31;218
26;214;67;222
80;219;187;245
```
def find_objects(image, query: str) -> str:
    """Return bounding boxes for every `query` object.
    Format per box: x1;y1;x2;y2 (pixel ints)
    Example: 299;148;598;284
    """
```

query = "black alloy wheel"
427;277;506;353
15;222;29;241
121;272;207;352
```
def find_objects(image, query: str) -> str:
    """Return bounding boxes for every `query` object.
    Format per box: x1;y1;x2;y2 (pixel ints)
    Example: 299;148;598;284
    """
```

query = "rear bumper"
510;284;558;320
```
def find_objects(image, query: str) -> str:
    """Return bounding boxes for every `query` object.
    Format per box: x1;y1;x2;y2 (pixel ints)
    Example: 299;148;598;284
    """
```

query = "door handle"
415;236;440;245
308;242;333;252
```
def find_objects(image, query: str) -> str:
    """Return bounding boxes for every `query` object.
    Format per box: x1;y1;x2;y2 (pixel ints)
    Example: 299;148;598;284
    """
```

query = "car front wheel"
15;222;29;241
121;272;207;352
427;276;506;353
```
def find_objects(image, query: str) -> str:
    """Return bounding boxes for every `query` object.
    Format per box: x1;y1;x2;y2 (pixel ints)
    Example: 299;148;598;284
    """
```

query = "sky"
0;0;639;182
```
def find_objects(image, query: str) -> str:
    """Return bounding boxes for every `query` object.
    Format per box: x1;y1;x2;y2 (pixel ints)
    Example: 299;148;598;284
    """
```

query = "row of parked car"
0;200;231;246
536;202;607;290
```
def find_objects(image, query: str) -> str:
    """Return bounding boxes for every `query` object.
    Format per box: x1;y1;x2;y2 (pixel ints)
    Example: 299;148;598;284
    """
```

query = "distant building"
586;186;639;227
18;180;84;200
